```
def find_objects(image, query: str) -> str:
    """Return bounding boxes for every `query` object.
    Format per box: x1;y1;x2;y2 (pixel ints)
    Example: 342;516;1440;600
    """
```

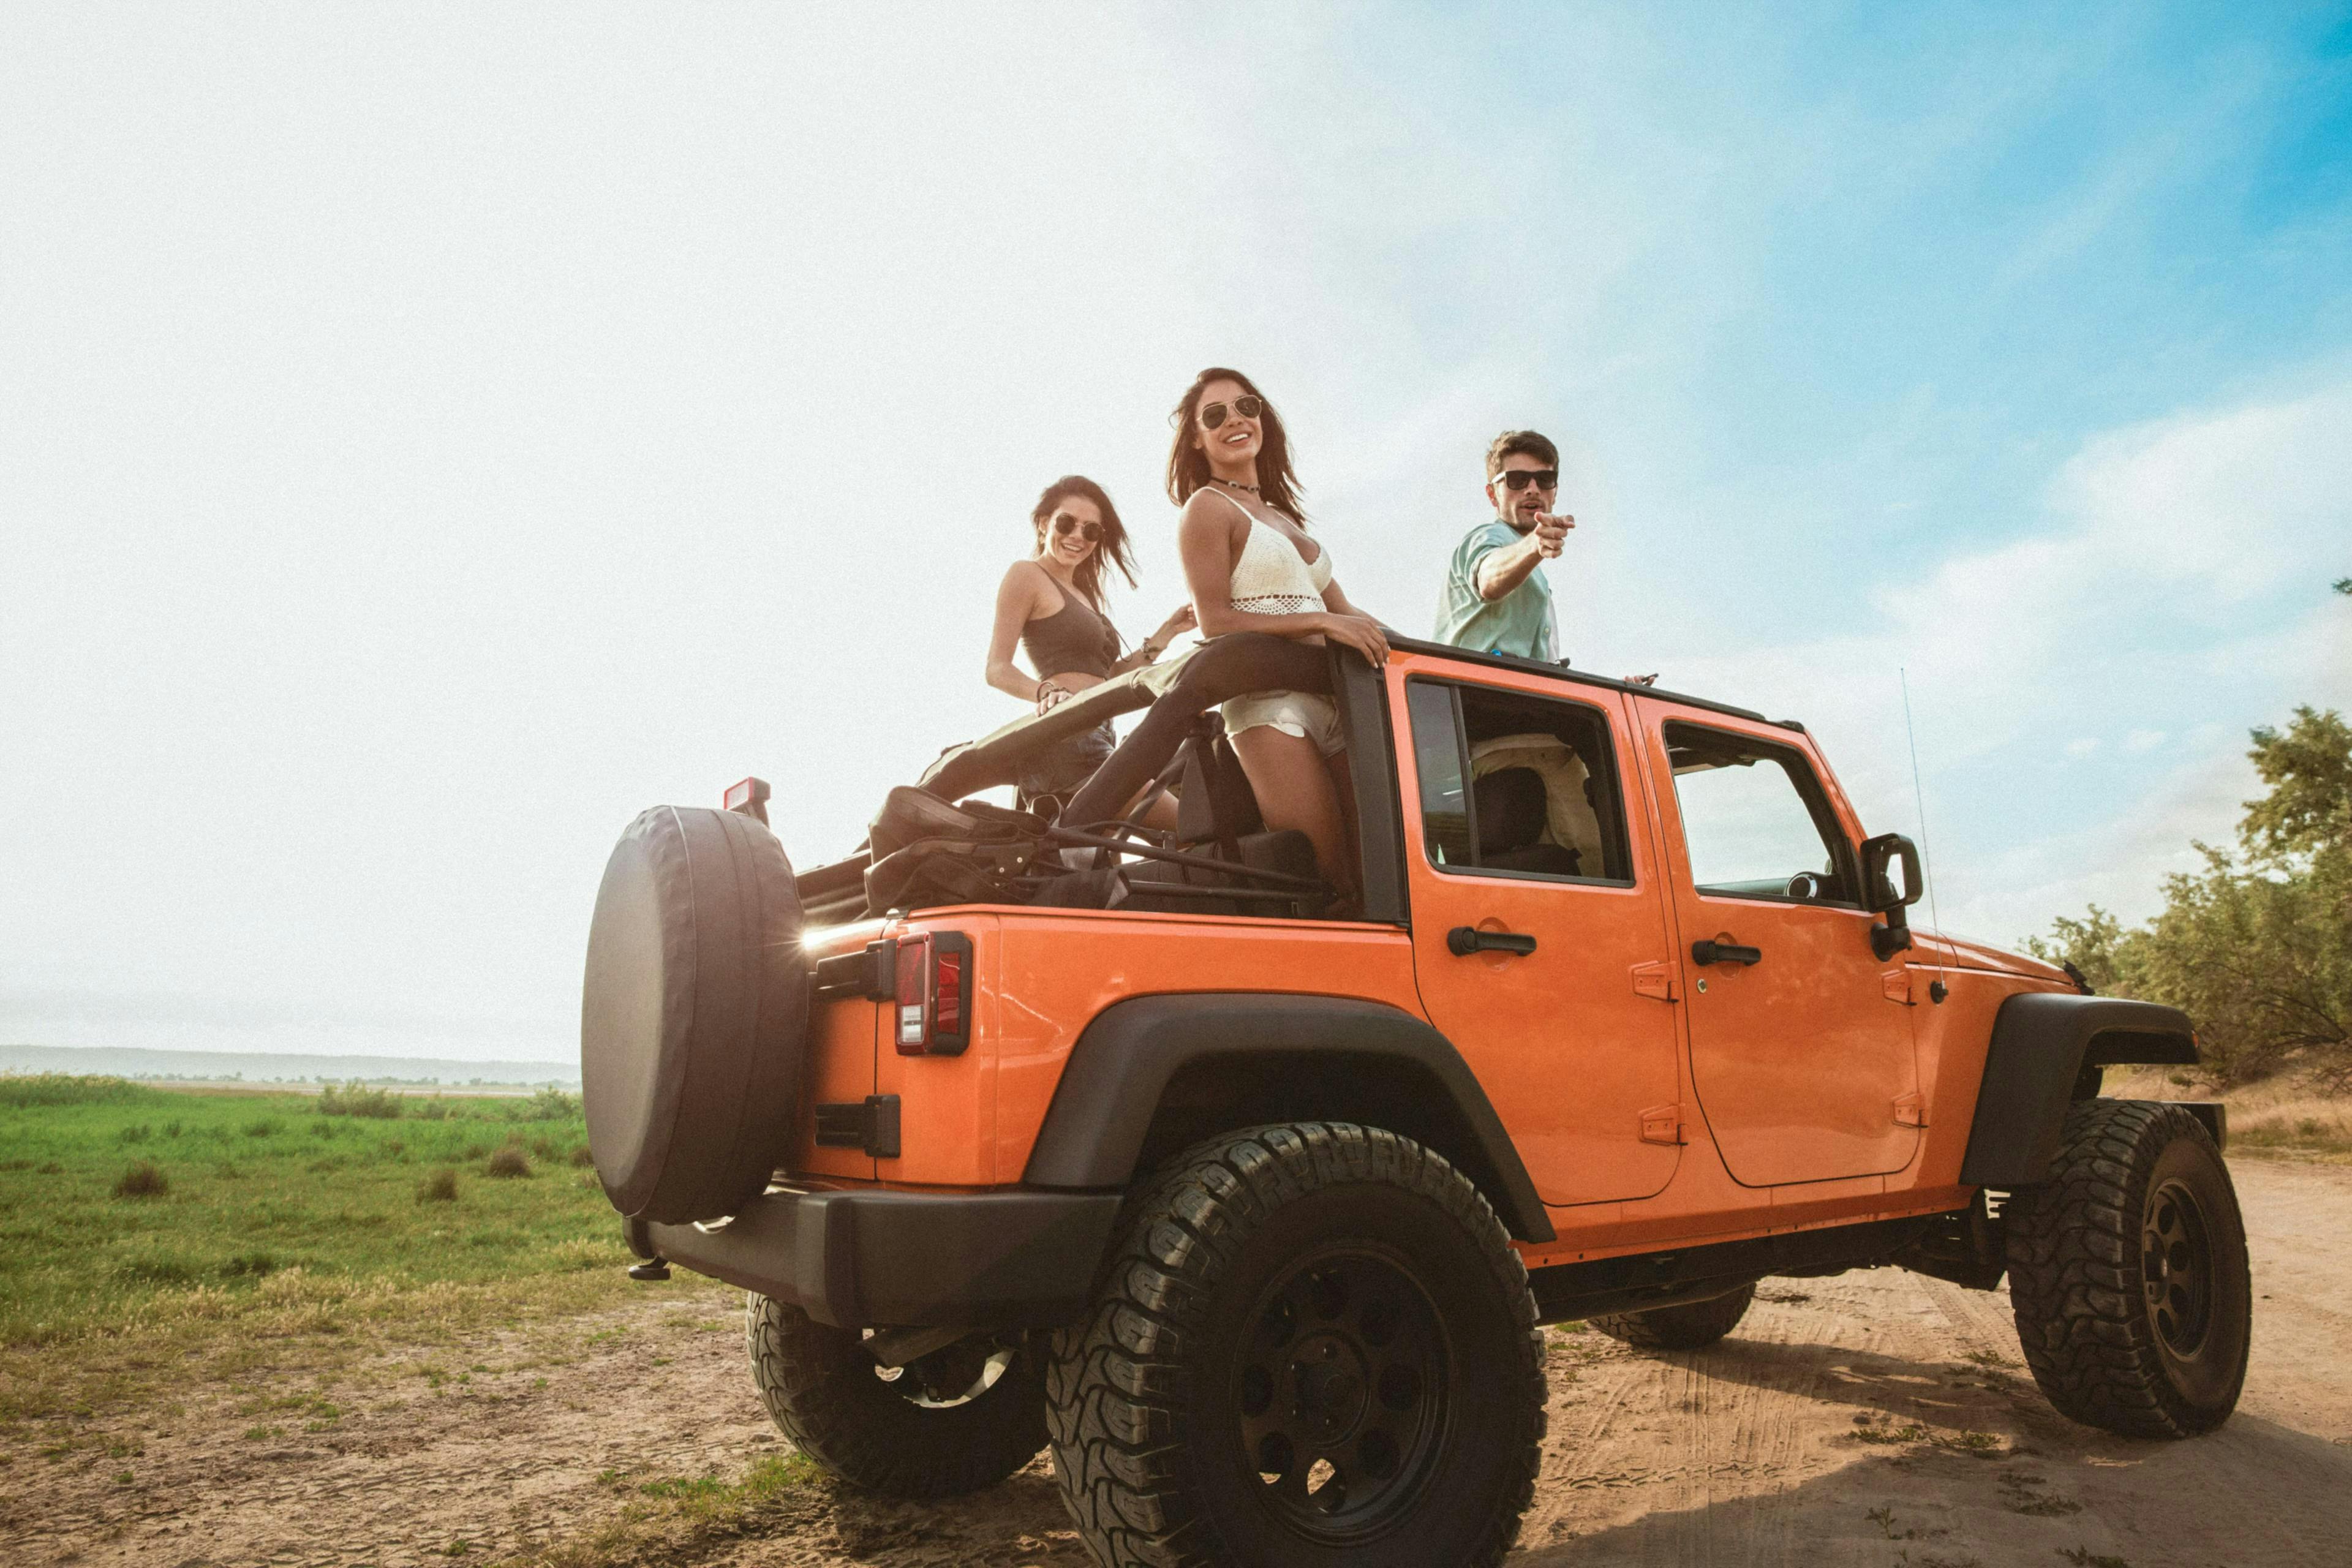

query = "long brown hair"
1164;366;1306;521
1030;474;1137;619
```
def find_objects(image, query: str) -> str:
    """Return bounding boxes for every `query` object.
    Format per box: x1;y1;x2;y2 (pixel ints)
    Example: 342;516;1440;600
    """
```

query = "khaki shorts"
1221;690;1345;756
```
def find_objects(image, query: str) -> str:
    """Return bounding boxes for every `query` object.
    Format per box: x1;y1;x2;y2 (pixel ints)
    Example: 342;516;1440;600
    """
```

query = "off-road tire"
2005;1099;2251;1438
1591;1282;1755;1351
1044;1121;1547;1568
746;1294;1046;1498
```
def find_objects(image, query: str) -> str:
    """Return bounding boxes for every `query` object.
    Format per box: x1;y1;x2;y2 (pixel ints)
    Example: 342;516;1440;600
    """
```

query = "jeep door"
1632;699;1921;1186
1394;660;1682;1207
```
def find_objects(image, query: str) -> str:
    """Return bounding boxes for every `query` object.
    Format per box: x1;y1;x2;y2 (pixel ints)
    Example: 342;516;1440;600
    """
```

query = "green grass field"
0;1074;698;1435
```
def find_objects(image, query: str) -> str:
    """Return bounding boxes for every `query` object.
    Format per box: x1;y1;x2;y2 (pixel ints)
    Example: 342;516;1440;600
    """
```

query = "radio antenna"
1899;666;1943;937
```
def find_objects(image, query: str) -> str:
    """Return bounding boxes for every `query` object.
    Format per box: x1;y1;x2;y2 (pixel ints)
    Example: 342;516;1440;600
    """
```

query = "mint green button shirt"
1433;519;1556;661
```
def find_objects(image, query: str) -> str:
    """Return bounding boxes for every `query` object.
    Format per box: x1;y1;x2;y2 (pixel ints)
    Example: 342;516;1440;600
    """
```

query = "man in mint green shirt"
1433;429;1572;661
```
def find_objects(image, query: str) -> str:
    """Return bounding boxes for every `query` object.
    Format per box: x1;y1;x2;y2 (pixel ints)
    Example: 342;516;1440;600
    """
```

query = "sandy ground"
7;1156;2348;1568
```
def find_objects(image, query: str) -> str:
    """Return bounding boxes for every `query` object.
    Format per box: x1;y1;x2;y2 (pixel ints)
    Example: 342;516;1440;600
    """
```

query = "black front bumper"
630;1187;1123;1330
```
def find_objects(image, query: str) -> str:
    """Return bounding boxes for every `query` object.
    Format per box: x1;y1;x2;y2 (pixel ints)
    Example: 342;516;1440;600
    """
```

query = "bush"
117;1123;152;1144
520;1085;582;1122
484;1147;532;1180
417;1169;459;1203
0;1074;145;1109
317;1081;402;1119
243;1118;282;1138
570;1144;596;1167
114;1161;169;1199
415;1099;451;1121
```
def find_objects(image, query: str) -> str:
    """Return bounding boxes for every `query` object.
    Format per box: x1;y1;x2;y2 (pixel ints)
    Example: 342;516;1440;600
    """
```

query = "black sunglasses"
1494;467;1558;492
1199;394;1264;430
1050;514;1102;541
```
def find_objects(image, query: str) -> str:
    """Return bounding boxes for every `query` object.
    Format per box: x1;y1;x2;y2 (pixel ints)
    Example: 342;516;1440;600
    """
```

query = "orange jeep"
581;632;2248;1568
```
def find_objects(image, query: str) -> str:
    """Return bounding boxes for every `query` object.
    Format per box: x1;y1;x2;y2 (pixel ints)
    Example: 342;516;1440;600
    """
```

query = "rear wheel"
1591;1282;1755;1351
2005;1099;2251;1438
1045;1122;1546;1568
746;1295;1046;1498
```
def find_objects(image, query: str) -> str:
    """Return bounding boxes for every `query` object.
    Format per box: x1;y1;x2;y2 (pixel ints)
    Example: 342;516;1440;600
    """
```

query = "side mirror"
1858;832;1923;960
1860;832;1923;913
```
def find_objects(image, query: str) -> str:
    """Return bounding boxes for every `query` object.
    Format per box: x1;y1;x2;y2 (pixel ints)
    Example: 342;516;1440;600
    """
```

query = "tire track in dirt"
9;1159;2348;1567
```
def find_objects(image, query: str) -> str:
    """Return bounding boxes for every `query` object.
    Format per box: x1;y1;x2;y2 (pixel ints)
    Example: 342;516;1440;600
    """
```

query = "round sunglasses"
1050;514;1102;541
1198;394;1264;431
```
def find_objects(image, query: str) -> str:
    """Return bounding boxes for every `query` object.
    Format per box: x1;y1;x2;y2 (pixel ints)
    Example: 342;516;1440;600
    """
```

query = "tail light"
892;931;973;1056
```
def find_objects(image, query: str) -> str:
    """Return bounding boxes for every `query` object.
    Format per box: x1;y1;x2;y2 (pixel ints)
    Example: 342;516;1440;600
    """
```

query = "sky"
6;4;2350;1064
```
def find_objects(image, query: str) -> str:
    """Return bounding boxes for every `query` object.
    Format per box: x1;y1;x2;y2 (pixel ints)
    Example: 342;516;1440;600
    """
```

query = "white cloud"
1662;378;2352;947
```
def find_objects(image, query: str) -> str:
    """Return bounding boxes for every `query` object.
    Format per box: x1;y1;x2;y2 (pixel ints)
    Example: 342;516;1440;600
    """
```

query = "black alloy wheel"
1234;1248;1447;1542
1046;1121;1547;1568
2143;1177;2216;1359
2005;1098;2252;1438
746;1295;1046;1498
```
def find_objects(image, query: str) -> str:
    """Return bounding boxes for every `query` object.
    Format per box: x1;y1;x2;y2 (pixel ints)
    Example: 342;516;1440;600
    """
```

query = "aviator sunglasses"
1198;394;1264;430
1050;514;1102;541
1494;467;1559;492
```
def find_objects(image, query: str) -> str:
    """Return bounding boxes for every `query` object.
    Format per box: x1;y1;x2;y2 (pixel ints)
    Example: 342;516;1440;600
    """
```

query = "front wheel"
745;1295;1046;1498
1046;1122;1547;1568
2005;1099;2252;1438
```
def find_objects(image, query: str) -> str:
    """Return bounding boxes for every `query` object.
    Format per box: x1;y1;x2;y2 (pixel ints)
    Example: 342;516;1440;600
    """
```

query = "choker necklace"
1213;477;1262;495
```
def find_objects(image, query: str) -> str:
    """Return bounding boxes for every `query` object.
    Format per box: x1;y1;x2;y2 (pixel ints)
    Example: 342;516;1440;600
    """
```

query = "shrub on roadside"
417;1169;460;1203
317;1081;403;1119
114;1161;169;1199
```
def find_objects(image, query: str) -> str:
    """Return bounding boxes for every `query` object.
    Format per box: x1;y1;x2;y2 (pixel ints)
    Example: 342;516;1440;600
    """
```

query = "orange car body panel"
788;649;2071;1274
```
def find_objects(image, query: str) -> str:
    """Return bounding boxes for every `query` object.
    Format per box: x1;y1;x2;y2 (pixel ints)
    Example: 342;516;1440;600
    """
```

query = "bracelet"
1138;640;1164;663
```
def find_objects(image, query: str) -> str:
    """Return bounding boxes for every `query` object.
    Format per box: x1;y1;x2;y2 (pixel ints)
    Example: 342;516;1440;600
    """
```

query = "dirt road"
9;1156;2348;1568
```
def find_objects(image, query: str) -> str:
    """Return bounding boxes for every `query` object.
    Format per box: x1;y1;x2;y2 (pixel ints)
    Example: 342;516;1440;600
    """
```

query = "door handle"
1691;938;1762;967
1449;927;1537;957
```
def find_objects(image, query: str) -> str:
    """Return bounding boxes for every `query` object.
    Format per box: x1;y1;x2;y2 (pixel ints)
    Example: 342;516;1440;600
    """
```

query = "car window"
1406;678;1632;883
1663;723;1852;903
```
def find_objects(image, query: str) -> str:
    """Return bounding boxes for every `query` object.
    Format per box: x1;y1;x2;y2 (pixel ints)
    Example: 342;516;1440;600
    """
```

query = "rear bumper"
631;1187;1122;1330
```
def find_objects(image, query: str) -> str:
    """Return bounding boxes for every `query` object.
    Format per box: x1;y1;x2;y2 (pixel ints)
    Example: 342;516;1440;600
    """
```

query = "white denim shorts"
1221;689;1345;756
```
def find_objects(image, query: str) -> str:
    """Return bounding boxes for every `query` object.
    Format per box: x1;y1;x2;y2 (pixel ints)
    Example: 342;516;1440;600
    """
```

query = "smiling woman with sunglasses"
986;475;1195;814
1170;366;1390;910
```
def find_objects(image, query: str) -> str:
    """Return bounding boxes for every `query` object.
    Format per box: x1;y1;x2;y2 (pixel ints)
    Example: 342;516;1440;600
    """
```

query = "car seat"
1472;767;1580;876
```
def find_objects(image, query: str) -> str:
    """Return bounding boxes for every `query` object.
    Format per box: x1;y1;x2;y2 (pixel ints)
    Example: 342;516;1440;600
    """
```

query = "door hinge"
1893;1091;1928;1128
1882;968;1914;1006
1638;1104;1686;1145
814;1094;901;1158
1630;960;1675;1002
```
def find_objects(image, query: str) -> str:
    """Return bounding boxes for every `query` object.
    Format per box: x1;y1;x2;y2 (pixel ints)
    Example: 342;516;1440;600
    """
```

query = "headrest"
1472;767;1548;854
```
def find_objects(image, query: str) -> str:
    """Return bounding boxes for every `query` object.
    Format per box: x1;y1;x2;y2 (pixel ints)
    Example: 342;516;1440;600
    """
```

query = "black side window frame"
1660;720;1861;908
1404;676;1636;888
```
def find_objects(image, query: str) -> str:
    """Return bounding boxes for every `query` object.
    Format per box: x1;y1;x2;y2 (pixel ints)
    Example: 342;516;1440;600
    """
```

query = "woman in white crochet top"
1168;366;1390;910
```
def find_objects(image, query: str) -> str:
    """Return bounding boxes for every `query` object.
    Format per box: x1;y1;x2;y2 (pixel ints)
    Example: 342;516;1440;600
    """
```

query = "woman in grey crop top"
985;475;1194;815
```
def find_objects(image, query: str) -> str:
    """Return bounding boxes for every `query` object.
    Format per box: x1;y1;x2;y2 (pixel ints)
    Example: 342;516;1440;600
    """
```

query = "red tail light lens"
892;931;973;1055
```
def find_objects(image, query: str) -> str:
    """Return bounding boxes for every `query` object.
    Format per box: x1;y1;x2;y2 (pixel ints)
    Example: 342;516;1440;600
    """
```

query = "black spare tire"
581;805;809;1225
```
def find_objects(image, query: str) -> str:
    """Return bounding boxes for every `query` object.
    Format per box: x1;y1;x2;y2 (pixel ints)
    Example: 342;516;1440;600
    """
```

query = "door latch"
1639;1104;1687;1145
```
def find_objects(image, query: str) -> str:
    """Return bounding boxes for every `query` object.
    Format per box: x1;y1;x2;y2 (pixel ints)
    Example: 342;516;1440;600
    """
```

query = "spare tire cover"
581;805;809;1225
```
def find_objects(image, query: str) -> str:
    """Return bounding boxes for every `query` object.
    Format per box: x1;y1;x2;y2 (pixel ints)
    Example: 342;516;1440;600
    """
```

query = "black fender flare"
1021;993;1556;1243
1958;992;2199;1187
